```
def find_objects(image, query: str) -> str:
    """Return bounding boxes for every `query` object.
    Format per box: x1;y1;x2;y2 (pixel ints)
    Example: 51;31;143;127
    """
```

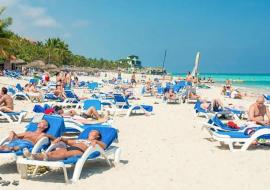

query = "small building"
118;55;142;70
126;55;142;68
144;67;167;75
3;58;26;71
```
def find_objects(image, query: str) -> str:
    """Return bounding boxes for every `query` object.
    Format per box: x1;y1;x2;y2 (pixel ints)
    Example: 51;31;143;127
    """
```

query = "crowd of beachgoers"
0;69;269;189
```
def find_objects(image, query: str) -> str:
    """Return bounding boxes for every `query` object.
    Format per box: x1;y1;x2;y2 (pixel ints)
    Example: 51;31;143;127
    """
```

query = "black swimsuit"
66;146;84;153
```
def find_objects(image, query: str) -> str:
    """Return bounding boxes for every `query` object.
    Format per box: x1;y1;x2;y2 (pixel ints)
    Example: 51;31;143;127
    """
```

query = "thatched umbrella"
26;60;46;68
42;64;58;70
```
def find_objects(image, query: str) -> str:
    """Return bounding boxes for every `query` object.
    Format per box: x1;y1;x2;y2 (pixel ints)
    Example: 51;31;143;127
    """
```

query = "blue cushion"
78;126;118;148
61;126;117;164
88;82;98;90
26;115;65;138
83;99;101;111
215;131;249;138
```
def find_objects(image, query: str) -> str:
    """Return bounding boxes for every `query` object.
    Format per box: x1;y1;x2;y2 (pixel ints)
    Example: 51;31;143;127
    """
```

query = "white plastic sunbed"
16;127;121;183
211;127;270;151
0;115;65;162
0;111;27;124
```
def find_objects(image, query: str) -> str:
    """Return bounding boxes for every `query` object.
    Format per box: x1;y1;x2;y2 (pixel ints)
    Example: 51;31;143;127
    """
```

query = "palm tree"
45;38;70;64
0;7;12;58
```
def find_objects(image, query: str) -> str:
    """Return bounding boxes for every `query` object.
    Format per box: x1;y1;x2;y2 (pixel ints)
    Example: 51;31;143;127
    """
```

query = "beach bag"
244;128;256;136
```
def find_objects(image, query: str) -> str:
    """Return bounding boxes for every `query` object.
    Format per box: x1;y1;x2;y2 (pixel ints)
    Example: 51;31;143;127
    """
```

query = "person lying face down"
248;96;270;126
24;130;106;161
0;120;53;152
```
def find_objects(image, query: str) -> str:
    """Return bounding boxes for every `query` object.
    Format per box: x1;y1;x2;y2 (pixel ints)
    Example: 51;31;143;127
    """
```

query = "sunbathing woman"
24;130;105;161
55;106;108;124
28;83;43;102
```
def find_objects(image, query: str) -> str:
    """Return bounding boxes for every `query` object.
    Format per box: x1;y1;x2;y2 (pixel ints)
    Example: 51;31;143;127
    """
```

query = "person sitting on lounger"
144;80;154;95
231;89;243;99
200;98;224;112
54;84;66;100
24;130;105;161
248;96;270;126
188;91;200;100
0;87;14;112
165;89;177;101
28;83;43;102
0;120;52;151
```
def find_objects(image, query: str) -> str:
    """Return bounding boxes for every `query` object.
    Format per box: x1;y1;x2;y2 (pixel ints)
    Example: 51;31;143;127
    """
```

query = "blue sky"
1;0;270;73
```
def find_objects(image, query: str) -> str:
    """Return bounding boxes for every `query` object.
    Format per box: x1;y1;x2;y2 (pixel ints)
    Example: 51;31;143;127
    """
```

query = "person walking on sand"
131;72;137;86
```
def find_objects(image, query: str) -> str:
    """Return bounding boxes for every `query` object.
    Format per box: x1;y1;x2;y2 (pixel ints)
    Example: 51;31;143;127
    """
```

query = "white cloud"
34;17;59;28
72;19;89;28
16;4;60;28
18;5;45;18
0;0;20;7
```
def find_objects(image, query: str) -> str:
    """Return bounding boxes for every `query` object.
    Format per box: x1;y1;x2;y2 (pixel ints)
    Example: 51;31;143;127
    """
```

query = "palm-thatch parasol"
26;60;46;68
42;64;58;70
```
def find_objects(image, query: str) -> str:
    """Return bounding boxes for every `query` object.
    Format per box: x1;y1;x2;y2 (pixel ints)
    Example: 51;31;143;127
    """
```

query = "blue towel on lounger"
0;139;34;154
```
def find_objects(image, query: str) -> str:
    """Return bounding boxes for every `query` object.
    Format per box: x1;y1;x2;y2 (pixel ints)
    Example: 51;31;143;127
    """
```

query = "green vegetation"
0;7;129;70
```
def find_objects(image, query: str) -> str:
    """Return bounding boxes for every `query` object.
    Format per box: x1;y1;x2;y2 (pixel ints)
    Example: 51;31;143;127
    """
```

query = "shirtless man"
248;96;270;126
0;120;52;151
186;72;193;84
0;87;14;112
54;84;66;100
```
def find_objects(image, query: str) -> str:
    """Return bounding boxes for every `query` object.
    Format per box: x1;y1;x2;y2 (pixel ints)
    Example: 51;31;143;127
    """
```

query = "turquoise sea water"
172;73;270;89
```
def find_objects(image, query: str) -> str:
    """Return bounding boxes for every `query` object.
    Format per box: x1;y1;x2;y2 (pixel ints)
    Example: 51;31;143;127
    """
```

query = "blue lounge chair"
17;126;121;183
211;127;270;151
202;116;246;133
194;100;236;119
0;115;65;162
12;83;31;101
113;94;153;117
263;94;270;105
0;110;27;124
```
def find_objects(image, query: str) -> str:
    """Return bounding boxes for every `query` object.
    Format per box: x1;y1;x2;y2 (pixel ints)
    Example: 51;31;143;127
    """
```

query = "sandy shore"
0;73;269;190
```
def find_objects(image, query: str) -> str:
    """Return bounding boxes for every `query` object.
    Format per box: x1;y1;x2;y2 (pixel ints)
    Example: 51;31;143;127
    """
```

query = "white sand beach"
0;74;269;190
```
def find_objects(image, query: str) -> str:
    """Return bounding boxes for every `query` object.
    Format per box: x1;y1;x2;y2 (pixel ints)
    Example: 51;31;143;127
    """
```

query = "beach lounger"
194;100;237;120
61;90;81;108
0;110;27;124
17;126;121;183
141;86;153;97
0;115;65;162
201;116;247;133
12;84;31;101
211;127;270;151
88;82;99;93
113;94;153;117
263;94;270;105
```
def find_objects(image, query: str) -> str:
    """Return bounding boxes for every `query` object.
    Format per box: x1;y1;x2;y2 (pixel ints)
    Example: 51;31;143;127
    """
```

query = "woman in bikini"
24;130;105;161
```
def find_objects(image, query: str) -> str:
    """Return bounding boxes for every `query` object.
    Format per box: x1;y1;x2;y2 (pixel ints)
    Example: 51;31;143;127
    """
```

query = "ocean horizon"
172;73;270;89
